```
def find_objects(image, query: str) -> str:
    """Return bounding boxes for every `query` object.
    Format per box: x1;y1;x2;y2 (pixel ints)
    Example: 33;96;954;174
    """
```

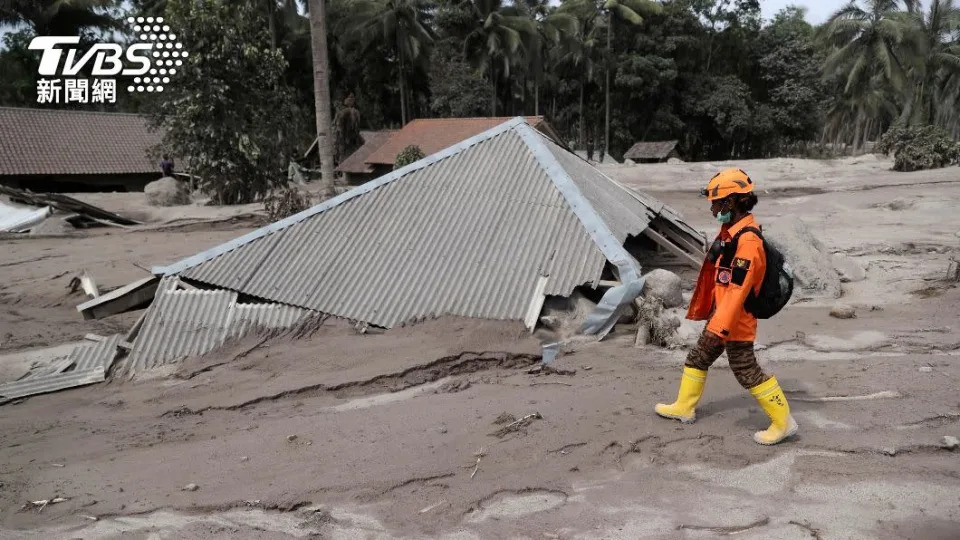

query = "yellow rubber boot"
749;376;799;445
654;367;707;424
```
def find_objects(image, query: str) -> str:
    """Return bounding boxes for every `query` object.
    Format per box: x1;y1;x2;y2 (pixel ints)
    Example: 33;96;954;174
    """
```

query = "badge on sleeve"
718;270;732;284
733;257;751;269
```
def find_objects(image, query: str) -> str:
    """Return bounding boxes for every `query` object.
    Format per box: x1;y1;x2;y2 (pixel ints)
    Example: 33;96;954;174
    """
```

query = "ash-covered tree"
147;0;304;204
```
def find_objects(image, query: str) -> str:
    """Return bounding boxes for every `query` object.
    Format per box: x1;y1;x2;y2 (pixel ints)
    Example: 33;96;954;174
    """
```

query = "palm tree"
308;0;336;195
517;0;577;115
463;0;537;116
1;0;121;36
343;0;435;125
821;0;914;148
557;0;659;155
900;0;960;126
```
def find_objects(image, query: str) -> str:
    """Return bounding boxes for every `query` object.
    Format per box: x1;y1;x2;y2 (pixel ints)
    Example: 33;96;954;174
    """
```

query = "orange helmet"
701;168;754;201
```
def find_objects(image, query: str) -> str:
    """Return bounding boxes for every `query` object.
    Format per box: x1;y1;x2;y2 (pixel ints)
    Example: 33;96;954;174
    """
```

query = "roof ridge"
0;106;147;118
154;116;532;276
513;124;641;284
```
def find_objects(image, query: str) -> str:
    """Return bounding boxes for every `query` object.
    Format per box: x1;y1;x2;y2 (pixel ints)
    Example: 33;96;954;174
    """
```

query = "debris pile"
0;184;140;233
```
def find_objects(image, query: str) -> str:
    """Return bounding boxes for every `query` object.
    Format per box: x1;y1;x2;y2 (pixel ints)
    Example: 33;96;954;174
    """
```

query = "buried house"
90;118;705;381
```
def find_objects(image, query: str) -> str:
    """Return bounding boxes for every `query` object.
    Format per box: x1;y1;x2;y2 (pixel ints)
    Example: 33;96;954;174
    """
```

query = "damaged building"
2;117;705;401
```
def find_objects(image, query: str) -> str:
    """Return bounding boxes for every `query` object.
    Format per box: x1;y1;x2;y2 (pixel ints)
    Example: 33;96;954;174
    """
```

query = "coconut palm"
518;0;577;115
307;0;336;194
900;0;960;126
463;0;537;116
820;0;915;147
557;0;659;155
343;0;435;124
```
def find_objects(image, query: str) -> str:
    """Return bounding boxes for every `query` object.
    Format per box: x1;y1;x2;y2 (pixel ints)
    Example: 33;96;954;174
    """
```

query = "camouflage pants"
684;332;769;389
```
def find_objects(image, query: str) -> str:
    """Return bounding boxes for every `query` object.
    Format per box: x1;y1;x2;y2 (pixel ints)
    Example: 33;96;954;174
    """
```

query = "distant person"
654;168;798;446
160;155;174;177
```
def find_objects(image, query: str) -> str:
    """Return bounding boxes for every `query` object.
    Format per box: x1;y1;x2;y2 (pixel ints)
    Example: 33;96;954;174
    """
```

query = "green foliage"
878;125;960;171
264;186;314;221
394;145;425;168
146;0;304;205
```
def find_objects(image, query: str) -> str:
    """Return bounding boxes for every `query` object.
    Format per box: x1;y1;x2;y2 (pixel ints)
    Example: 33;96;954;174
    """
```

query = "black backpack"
728;226;794;319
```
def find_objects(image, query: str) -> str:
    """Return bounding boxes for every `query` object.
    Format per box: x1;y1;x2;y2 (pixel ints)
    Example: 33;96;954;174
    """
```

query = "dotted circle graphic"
128;16;185;93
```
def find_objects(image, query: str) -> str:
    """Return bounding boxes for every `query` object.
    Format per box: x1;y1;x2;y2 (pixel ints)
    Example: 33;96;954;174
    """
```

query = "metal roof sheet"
69;334;122;373
0;334;120;403
154;117;697;329
119;278;313;377
0;201;52;232
122;282;238;378
229;303;312;338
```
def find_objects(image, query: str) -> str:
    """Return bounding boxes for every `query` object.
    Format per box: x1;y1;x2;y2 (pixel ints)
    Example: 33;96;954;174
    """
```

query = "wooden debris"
470;447;486;479
21;496;69;513
492;412;543;438
792;390;902;403
678;517;770;535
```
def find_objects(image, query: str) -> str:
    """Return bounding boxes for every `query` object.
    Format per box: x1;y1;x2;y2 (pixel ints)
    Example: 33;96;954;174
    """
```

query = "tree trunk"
491;69;497;116
534;80;539;116
309;0;335;195
398;36;408;125
267;0;277;48
578;79;585;148
605;13;612;159
852;119;863;152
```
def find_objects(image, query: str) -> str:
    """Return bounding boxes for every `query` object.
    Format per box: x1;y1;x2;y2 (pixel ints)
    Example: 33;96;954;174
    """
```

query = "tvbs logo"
30;36;153;76
29;16;188;104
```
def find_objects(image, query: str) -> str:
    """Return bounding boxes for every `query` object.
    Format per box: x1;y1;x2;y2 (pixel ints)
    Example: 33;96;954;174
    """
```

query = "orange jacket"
686;214;766;342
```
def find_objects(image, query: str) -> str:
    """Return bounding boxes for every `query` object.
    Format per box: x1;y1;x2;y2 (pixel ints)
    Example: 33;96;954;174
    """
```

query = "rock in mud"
832;253;866;283
942;436;959;450
830;304;857;319
641;269;683;308
145;177;191;207
881;447;897;457
919;366;933;373
765;217;842;298
182;483;199;491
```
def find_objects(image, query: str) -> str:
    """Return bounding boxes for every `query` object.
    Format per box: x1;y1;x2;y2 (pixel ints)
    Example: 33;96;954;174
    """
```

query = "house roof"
364;116;555;166
0;107;163;176
623;140;679;160
335;130;396;174
153;118;700;329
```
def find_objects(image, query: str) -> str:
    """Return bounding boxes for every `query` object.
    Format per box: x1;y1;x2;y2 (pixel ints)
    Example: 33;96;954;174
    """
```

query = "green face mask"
716;210;732;224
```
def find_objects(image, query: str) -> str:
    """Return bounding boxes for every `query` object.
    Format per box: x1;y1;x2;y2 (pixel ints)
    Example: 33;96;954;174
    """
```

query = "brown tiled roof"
0;107;164;176
623;140;679;160
365;116;553;166
335;130;396;174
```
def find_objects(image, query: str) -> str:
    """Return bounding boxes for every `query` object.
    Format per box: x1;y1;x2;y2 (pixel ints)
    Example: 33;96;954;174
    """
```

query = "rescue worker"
654;168;799;445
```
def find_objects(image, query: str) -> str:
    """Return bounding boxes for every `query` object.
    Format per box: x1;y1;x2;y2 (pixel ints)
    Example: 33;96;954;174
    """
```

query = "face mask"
716;210;732;224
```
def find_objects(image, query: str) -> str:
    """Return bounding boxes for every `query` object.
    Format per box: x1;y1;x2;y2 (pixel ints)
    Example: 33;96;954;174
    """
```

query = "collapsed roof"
154;118;704;329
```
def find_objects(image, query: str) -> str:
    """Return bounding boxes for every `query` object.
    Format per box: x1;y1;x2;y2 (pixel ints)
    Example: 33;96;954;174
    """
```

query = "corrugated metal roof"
0;334;120;403
69;334;122;373
168;122;605;327
229;303;311;338
0;369;106;402
118;278;313;378
122;282;237;378
154;117;699;329
0;201;52;232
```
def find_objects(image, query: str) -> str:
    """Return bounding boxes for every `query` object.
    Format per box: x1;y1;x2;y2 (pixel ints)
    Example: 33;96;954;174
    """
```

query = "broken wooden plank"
653;222;706;256
77;276;160;320
524;276;549;332
642;228;703;269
